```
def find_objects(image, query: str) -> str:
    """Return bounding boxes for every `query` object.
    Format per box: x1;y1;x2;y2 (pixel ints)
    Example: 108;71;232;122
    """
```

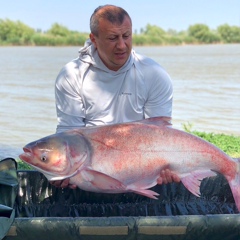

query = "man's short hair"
90;5;132;36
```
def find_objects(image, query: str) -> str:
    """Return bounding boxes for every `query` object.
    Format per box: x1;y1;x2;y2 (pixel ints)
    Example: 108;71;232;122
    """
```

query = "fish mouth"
19;147;33;163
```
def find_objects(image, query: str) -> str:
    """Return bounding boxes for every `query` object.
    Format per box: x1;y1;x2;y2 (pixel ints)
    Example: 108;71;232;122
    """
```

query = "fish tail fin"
181;170;217;197
228;158;240;212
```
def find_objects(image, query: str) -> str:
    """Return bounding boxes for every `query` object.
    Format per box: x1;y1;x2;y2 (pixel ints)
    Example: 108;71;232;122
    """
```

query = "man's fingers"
69;184;78;189
157;176;163;185
164;169;173;183
159;170;168;184
158;169;181;185
60;179;71;188
50;180;62;187
50;179;70;188
172;174;181;183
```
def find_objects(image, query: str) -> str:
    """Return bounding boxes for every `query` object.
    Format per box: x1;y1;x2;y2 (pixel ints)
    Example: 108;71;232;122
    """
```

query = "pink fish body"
19;117;240;211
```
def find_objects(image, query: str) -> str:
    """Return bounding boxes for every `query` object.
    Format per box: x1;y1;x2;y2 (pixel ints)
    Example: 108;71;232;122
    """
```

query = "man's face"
90;16;132;71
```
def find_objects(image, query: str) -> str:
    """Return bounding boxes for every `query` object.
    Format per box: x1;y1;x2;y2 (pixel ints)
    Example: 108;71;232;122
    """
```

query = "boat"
1;158;239;240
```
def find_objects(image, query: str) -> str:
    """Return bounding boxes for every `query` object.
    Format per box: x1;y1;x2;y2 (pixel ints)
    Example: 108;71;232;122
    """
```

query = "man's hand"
50;178;77;189
157;169;181;185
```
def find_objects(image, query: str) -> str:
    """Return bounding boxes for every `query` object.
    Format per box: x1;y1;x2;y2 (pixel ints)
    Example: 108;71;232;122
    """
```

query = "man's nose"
116;37;125;48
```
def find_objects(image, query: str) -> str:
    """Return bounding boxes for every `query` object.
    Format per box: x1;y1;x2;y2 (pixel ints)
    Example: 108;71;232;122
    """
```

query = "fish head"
19;131;90;181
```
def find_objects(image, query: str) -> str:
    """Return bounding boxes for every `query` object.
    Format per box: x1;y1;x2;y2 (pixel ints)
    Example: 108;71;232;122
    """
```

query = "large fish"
19;117;240;211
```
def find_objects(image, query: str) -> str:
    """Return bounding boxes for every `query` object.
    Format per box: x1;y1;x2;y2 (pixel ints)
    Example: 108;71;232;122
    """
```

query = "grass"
182;123;240;158
17;160;33;170
17;125;240;170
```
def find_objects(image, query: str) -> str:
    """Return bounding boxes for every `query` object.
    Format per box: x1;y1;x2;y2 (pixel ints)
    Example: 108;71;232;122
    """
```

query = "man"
52;5;180;188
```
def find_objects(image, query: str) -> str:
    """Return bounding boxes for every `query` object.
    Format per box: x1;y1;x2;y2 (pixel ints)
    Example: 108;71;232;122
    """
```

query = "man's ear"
89;33;97;48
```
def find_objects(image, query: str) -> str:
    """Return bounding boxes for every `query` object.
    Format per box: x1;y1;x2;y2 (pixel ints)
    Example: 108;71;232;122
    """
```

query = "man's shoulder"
133;51;158;66
131;51;171;85
55;58;81;81
132;51;166;75
60;57;89;75
64;57;81;69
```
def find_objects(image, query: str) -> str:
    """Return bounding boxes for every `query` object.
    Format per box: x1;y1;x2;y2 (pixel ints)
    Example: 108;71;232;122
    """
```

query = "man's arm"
55;62;86;132
143;63;181;184
144;65;173;119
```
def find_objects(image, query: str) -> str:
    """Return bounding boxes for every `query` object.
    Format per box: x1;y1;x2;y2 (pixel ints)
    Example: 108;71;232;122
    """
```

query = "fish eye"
41;156;47;162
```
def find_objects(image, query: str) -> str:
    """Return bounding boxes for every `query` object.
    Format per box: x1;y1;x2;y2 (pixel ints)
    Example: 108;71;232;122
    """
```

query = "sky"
0;0;240;33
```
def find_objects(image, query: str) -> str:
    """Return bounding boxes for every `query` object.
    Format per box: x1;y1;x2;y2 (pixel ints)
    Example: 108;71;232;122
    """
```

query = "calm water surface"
0;44;240;159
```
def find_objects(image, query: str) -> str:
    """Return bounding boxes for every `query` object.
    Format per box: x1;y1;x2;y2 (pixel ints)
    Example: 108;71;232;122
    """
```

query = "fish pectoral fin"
126;178;159;199
181;170;217;197
131;189;159;200
81;169;126;191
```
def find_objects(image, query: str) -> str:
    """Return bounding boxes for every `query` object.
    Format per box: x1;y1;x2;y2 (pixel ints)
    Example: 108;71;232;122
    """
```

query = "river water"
0;44;239;159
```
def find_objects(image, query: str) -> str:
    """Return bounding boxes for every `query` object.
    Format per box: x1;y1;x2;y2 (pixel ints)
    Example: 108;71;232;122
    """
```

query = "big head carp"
19;117;240;211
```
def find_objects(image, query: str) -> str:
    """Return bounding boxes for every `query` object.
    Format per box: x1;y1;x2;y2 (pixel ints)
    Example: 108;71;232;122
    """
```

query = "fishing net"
2;163;239;240
15;170;237;217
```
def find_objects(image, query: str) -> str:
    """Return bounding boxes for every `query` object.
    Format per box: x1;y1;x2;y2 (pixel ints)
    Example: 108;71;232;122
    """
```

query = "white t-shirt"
55;40;173;132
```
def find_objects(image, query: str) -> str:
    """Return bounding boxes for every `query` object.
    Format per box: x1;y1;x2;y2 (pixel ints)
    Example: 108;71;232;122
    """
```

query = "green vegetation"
1;19;240;46
17;160;33;170
0;20;89;46
183;123;240;158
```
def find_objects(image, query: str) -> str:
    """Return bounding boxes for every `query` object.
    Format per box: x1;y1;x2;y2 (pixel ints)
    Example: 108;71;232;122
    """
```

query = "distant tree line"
0;20;88;46
134;23;240;45
0;18;240;46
